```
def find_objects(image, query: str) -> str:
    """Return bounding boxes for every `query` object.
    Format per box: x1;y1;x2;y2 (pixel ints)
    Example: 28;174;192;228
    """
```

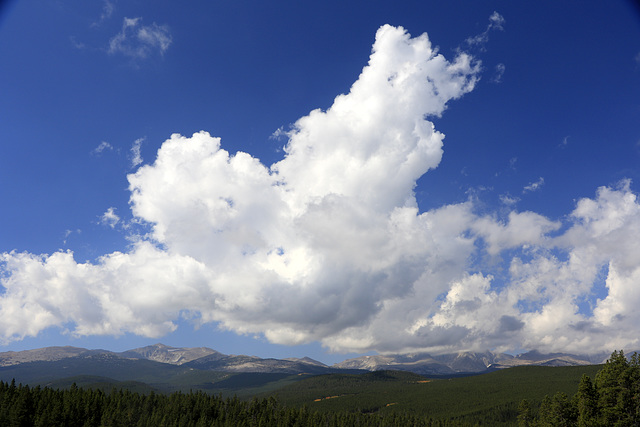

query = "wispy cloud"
466;11;505;49
492;63;505;83
523;177;545;193
500;194;519;206
109;17;172;60
69;36;86;50
92;141;114;156
130;137;144;168
62;229;81;246
92;0;116;27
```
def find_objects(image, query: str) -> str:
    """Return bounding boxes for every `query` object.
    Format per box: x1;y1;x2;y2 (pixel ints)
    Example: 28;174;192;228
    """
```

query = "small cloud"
130;137;145;168
271;126;287;140
70;36;86;50
492;63;505;83
92;0;115;27
635;52;640;66
100;207;120;229
523;177;544;193
109;17;172;60
509;157;517;170
92;141;114;156
62;229;81;245
500;194;519;206
466;11;505;49
488;11;505;31
63;229;72;245
559;136;569;148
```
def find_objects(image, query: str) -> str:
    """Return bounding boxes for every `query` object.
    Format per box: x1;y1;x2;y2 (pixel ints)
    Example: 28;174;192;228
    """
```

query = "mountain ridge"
0;343;616;376
334;350;611;375
119;343;221;365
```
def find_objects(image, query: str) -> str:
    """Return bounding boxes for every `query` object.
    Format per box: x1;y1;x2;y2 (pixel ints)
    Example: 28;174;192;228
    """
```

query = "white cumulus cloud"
2;25;640;356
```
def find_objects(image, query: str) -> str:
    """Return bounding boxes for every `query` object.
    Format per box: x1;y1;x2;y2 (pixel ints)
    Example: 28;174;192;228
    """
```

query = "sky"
0;1;639;365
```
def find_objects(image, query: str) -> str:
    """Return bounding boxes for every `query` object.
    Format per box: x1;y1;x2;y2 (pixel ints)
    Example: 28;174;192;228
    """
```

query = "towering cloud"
1;25;639;355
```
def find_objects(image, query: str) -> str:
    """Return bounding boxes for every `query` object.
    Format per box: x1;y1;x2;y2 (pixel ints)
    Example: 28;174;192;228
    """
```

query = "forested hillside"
518;350;640;426
0;379;468;426
268;366;602;425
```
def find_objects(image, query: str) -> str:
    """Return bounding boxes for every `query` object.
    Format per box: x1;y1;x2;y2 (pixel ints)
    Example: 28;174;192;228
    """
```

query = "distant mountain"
333;351;510;375
119;343;221;365
284;356;327;367
0;346;352;395
0;346;109;367
185;353;336;374
333;350;611;375
510;350;610;365
0;352;191;387
0;343;620;381
333;354;457;375
0;343;353;391
497;350;610;368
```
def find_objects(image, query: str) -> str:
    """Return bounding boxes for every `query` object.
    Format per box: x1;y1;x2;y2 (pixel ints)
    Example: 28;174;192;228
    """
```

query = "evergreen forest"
517;350;640;426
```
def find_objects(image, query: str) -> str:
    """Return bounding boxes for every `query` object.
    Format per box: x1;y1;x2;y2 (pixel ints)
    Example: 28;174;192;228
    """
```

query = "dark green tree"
594;349;640;426
517;398;534;427
575;373;598;426
537;394;554;426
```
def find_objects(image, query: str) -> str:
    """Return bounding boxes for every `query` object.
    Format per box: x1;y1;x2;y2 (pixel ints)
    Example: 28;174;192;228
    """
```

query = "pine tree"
517;399;534;427
594;349;637;425
575;374;598;426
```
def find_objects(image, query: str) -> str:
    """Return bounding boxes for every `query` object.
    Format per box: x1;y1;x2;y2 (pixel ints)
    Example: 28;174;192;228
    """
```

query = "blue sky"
0;1;639;364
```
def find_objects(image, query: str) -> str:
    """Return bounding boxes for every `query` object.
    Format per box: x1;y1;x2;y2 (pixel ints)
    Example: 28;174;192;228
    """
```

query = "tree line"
0;378;475;427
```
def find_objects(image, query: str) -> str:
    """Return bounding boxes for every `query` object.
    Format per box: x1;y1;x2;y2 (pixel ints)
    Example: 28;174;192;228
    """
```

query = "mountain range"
0;343;618;395
0;343;612;375
334;349;612;375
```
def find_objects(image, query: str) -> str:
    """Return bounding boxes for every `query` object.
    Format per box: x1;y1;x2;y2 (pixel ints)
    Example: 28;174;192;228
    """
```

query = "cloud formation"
92;0;115;27
466;11;505;49
109;17;172;60
492;63;505;83
130;137;144;168
92;141;113;155
523;177;545;193
100;208;120;229
2;25;640;356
